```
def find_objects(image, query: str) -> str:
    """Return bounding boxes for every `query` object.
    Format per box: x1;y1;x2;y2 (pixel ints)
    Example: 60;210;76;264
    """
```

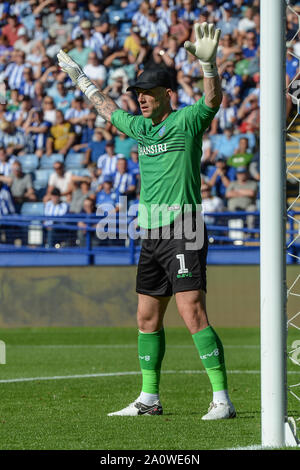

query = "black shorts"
136;214;208;297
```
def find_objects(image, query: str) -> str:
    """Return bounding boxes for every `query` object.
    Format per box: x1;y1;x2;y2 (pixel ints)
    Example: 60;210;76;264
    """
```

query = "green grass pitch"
0;326;299;450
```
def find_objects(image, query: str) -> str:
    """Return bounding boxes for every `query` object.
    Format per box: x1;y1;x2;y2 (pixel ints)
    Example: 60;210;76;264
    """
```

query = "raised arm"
57;50;119;123
184;22;222;109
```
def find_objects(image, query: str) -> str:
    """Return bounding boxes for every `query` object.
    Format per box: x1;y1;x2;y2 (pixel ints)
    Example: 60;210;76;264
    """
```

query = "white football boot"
201;401;236;420
107;399;163;416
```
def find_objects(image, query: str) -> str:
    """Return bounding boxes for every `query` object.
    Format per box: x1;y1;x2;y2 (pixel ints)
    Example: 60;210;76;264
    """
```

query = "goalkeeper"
58;23;236;420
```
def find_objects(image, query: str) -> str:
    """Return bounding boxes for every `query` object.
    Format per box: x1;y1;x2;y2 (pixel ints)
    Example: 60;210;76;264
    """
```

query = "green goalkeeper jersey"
111;96;219;229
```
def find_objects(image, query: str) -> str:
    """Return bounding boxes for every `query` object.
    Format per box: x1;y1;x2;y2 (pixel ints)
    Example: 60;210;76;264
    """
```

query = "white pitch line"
0;369;299;384
4;344;260;349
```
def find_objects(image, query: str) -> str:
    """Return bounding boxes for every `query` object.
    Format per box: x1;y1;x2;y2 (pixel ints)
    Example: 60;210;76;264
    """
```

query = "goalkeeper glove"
184;22;221;78
57;49;98;99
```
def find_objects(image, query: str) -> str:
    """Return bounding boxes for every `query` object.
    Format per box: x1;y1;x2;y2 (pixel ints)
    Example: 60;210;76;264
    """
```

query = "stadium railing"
0;211;298;266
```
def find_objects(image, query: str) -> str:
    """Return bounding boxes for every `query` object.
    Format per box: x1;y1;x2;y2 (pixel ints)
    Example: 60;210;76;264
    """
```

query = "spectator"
141;9;169;48
0;146;14;176
127;145;140;177
32;81;46;108
225;167;258;228
217;2;239;38
113;156;136;197
31;14;48;43
19;67;36;99
15;95;33;128
13;27;37;56
237;7;256;35
286;41;299;84
97;140;118;180
83;126;111;166
77;196;97;247
86;0;108;25
4;49;26;90
210;93;238;134
73;20;102;57
69;180;95;214
47;81;73;114
4;160;36;212
23;108;52;158
216;34;241;66
0;177;15;214
39;61;61;90
201;182;224;225
83;51;107;89
0;120;27;155
242;31;258;59
43;161;73;203
114;130;137;160
63;0;85;28
212;124;240;160
167;9;190;46
156;0;172;27
227;137;254;169
220;60;243;104
42;95;56;124
0;176;16;244
68;33;92;69
96;175;121;214
124;26;144;60
178;0;201;24
49;9;72;48
207;154;236;199
73;112;97;153
1;15;23;47
46;109;76;157
44;187;69;247
237;94;260;134
40;1;60;31
64;96;90;136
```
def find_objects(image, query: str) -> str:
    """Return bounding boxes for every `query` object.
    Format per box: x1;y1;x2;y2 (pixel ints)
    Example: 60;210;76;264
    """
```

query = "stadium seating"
64;152;84;169
70;168;91;177
17;154;39;173
108;9;127;23
20;202;45;216
40;154;64;169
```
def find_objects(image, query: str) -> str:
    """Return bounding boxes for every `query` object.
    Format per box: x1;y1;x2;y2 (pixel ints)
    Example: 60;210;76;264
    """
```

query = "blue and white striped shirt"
64;107;90;134
4;63;26;90
97;154;118;177
0;184;15;215
113;172;136;195
19;80;36;98
0;128;26;149
44;200;69;217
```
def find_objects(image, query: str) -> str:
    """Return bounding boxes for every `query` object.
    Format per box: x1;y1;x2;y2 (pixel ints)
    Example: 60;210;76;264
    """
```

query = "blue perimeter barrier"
0;211;298;266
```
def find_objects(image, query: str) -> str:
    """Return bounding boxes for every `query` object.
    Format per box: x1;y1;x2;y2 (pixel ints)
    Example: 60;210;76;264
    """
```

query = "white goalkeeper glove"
184;22;221;78
57;49;98;99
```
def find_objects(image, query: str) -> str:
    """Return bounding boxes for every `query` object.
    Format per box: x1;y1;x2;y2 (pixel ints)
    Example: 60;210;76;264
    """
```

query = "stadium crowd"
0;0;299;245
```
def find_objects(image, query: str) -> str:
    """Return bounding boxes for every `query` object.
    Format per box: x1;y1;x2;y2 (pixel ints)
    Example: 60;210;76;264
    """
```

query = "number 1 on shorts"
176;254;189;274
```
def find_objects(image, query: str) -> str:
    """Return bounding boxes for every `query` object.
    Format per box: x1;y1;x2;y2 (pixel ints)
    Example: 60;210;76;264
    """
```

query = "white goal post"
260;0;299;448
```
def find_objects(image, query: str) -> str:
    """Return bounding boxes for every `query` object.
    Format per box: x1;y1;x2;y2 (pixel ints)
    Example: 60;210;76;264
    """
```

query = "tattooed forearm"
89;91;119;122
204;75;223;109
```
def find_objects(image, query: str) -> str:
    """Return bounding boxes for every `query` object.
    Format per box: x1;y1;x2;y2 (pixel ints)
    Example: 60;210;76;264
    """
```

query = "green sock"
192;326;228;392
138;328;165;394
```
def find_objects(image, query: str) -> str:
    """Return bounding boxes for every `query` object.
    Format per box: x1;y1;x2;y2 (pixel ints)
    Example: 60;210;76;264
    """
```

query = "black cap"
127;69;173;92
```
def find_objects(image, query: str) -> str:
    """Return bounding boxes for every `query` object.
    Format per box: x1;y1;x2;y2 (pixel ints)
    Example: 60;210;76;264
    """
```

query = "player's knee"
137;309;162;333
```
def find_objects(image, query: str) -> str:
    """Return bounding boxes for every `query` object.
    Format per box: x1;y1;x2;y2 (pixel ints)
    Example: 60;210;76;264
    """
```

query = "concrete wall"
0;266;298;328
